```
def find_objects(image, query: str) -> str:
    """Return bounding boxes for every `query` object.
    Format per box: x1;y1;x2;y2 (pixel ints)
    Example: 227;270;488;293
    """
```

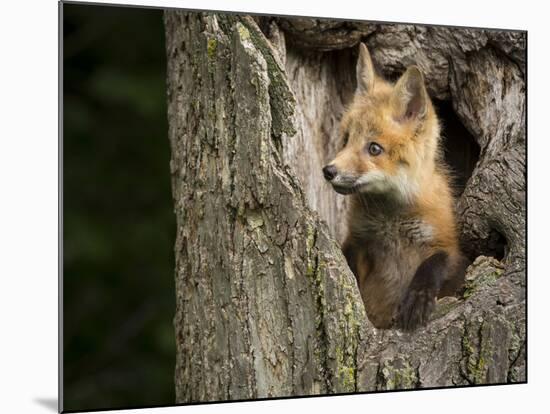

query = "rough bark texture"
165;12;526;403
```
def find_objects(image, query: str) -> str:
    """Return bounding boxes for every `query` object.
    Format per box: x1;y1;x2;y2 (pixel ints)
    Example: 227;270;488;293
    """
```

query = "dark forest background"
63;3;174;410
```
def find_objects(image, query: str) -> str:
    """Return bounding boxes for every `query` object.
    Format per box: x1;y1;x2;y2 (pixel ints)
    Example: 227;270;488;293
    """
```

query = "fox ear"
356;43;375;94
391;66;428;122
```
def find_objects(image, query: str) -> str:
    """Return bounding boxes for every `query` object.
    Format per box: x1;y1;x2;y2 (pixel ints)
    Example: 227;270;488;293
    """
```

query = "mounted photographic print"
61;1;526;412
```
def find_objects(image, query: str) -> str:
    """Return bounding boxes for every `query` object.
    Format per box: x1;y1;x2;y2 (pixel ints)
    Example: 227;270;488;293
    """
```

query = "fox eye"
367;142;384;156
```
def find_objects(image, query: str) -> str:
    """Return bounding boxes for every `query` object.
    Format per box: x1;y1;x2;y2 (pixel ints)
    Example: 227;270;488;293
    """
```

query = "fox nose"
322;165;338;181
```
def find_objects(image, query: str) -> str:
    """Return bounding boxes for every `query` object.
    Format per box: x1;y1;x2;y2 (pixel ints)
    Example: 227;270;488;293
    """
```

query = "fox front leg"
341;237;358;278
395;251;449;331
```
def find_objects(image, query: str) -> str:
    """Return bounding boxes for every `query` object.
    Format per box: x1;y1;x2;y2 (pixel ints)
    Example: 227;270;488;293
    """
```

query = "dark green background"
63;3;175;411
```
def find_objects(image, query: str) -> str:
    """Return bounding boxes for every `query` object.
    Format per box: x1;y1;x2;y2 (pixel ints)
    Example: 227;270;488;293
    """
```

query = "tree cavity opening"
434;99;480;197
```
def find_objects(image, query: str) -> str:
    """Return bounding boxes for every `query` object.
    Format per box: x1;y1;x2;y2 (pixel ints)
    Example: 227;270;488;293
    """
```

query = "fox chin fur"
323;43;467;330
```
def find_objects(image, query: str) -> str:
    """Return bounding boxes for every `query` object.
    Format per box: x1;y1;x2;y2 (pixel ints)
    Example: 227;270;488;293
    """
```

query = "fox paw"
395;287;436;331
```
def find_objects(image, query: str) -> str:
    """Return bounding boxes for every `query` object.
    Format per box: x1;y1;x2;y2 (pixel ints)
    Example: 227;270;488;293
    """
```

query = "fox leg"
341;237;358;279
395;251;449;331
439;254;469;298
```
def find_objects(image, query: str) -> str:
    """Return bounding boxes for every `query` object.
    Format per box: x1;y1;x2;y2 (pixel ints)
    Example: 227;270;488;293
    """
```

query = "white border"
0;1;546;413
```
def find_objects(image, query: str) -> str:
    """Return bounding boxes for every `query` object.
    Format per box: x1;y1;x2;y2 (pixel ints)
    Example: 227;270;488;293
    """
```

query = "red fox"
323;43;467;330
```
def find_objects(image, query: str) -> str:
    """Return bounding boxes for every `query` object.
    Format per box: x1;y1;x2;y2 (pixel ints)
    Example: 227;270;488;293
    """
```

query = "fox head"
323;43;440;203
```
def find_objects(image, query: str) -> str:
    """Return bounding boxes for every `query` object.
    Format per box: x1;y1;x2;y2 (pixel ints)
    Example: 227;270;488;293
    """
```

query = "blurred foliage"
63;3;175;411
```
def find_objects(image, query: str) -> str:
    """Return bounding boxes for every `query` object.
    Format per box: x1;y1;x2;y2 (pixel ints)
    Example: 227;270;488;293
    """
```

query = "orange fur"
327;44;464;328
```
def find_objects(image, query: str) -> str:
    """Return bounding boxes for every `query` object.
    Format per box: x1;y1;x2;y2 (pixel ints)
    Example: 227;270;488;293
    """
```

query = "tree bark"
165;12;526;402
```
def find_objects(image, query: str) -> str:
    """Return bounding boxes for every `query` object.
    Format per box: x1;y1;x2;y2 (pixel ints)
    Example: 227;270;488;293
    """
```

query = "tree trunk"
164;12;526;402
